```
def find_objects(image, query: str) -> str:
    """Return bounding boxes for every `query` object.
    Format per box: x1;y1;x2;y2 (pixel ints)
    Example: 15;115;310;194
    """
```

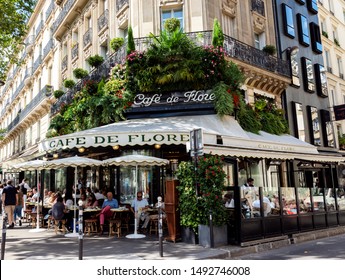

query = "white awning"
39;114;344;163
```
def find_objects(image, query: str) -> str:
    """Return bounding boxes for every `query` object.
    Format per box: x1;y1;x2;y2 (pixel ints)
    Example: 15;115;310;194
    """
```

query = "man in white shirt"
20;178;31;211
131;191;149;230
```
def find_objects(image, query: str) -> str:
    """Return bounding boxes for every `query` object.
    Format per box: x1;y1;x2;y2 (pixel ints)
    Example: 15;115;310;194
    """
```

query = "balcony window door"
161;8;183;30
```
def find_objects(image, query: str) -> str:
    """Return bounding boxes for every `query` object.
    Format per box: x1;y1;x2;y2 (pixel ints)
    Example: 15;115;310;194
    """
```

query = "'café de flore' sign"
39;132;190;152
132;89;215;107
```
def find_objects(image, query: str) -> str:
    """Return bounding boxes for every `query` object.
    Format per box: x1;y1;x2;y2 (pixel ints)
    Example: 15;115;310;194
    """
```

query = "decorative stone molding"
160;0;183;6
117;8;129;29
252;11;266;34
99;32;108;46
222;0;237;18
84;47;92;59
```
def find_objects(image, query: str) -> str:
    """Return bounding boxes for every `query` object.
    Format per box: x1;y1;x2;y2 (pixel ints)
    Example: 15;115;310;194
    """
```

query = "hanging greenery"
176;155;227;234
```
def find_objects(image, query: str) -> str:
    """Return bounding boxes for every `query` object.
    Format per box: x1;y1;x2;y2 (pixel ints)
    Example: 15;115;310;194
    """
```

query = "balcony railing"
251;0;265;16
24;67;33;82
98;9;109;32
33;55;42;73
52;0;76;33
43;38;55;60
35;20;44;38
116;0;129;12
61;55;68;72
71;43;79;61
51;31;290;115
46;1;55;19
83;28;92;48
12;81;25;100
7;85;53;133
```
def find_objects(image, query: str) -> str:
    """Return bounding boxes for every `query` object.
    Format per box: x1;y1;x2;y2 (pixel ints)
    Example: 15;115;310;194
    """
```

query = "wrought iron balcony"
251;0;265;16
33;55;42;73
35;20;44;38
7;85;53;133
52;0;75;33
12;81;25;100
24;67;33;85
71;43;79;61
116;0;129;12
25;35;35;53
51;31;290;115
98;9;109;32
61;55;68;72
43;38;55;60
46;1;55;19
83;28;92;48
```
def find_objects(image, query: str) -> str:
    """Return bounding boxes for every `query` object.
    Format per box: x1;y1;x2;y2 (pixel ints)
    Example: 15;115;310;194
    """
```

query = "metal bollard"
209;210;214;248
1;206;8;260
158;197;163;257
78;200;83;260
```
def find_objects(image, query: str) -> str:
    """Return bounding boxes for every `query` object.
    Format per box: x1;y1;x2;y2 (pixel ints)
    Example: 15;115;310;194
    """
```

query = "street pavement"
2;221;345;260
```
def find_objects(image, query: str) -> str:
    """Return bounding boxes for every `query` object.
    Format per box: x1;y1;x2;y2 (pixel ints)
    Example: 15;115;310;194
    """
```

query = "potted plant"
86;54;104;68
262;45;277;55
73;68;88;79
63;79;76;89
176;155;228;247
176;161;200;244
54;89;65;99
110;37;124;52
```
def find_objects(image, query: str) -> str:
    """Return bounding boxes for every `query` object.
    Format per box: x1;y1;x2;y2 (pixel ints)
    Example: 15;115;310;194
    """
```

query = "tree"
127;26;135;55
212;18;224;48
0;0;36;80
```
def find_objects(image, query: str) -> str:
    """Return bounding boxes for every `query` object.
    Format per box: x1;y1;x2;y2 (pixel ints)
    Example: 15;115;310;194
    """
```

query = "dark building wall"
274;0;332;149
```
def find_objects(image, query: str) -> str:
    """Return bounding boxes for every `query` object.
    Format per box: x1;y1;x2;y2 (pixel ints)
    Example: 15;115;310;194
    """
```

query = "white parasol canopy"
44;156;102;237
12;159;48;233
102;154;169;239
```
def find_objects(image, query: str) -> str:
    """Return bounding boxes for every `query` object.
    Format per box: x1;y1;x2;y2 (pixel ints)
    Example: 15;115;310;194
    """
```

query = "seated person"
99;192;118;234
141;196;166;229
224;193;234;208
51;196;66;226
85;193;98;209
131;191;149;230
252;196;272;216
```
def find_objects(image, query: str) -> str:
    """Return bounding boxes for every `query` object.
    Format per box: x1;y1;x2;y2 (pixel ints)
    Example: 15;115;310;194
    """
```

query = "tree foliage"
0;0;36;81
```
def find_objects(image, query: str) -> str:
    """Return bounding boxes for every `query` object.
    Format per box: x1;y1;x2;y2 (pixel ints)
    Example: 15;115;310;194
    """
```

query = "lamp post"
0;80;6;260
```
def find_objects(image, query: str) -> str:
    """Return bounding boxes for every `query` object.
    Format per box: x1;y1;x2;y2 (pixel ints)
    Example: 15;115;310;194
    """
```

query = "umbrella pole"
29;170;45;232
126;164;145;239
65;167;78;237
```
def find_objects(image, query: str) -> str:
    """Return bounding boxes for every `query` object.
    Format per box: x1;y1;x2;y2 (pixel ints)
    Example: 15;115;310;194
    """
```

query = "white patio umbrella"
12;159;48;233
102;154;170;239
44;156;102;237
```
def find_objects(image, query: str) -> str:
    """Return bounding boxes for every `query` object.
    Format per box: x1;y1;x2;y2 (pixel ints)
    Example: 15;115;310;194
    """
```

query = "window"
161;8;183;30
329;0;334;14
314;64;328;97
301;57;315;92
297;14;310;46
337;57;343;78
320;109;335;147
293;102;306;141
290;47;300;87
282;4;295;38
307;0;318;14
325;50;332;72
254;33;265;50
310;22;323;53
307;106;320;146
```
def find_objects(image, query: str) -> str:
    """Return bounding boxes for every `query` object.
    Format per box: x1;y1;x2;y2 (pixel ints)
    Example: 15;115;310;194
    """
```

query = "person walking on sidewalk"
14;185;24;226
1;180;18;228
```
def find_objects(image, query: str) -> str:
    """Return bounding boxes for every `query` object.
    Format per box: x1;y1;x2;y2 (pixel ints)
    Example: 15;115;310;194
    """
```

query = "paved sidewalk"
2;222;345;260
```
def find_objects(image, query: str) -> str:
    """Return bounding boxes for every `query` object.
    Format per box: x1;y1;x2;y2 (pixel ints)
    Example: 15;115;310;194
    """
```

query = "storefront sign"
40;132;190;151
132;90;215;107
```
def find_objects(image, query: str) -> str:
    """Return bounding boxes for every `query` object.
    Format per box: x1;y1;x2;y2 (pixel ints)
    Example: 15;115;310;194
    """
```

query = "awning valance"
38;114;344;163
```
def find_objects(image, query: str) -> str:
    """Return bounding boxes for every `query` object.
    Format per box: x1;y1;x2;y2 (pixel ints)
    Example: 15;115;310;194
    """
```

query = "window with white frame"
254;33;265;50
337;57;343;78
329;0;334;14
161;8;183;30
325;50;332;72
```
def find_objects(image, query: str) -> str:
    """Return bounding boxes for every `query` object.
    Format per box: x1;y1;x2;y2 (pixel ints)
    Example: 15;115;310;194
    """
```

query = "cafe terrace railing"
50;31;290;115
